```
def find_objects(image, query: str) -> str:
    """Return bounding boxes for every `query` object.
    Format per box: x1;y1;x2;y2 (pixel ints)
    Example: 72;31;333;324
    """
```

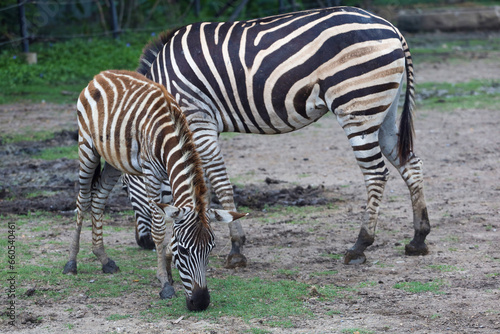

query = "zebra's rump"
77;70;173;175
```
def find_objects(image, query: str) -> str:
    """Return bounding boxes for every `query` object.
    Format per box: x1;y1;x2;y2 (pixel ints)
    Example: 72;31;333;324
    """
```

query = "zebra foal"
124;6;431;266
63;70;246;311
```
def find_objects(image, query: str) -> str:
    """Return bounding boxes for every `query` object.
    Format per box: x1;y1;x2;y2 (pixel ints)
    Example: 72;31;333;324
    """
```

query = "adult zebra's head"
154;202;247;311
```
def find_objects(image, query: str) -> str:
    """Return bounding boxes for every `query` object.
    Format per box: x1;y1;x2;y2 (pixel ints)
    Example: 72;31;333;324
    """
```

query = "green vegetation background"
1;0;498;104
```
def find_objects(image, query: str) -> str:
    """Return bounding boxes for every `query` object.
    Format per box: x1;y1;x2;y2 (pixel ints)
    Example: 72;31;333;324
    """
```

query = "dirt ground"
1;54;499;333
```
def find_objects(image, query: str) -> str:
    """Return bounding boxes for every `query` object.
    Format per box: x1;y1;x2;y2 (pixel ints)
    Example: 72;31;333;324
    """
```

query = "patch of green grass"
106;314;132;321
427;265;463;272
0;33;149;104
0;83;83;105
393;280;445;294
310;270;338;277
1;130;56;144
410;34;500;63
417;80;500;111
318;284;352;300
326;309;342;316
144;276;315;322
219;132;241;140
442;235;460;243
341;328;375;334
33;144;79;160
256;204;325;225
356;281;377;288
247;329;272;334
25;190;58;199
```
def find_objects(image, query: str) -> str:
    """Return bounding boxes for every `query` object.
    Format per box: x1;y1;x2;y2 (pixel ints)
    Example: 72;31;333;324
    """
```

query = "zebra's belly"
218;82;330;134
90;134;143;175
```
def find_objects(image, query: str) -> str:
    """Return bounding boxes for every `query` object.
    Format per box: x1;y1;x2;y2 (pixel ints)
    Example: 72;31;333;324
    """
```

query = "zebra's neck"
151;93;208;226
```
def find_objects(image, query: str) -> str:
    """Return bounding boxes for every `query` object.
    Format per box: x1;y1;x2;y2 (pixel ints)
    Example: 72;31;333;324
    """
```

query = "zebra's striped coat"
64;70;245;311
124;6;430;266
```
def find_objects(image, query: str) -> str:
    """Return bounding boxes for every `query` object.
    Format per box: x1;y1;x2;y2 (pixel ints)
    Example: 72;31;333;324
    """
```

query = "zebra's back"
77;70;172;175
144;6;405;134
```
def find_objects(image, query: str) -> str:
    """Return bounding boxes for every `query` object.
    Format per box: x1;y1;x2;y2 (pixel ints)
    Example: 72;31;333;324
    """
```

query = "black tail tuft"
397;35;416;166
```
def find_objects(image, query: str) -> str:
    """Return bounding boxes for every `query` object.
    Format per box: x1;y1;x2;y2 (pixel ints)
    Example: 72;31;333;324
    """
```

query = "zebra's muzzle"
187;285;210;311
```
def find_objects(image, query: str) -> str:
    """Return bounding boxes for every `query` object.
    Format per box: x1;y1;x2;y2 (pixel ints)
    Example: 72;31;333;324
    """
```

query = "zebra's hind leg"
90;162;122;273
64;145;101;275
379;108;430;256
122;174;157;250
342;127;389;265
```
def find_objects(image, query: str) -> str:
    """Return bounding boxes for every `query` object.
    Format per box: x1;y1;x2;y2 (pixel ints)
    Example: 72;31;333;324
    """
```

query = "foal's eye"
178;245;189;256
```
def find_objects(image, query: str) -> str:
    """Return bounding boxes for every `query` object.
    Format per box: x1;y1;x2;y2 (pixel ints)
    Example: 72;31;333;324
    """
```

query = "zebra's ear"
209;209;248;223
151;202;183;220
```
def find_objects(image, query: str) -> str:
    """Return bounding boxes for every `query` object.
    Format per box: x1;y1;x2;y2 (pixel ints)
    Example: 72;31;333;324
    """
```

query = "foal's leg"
64;145;101;274
141;171;175;299
90;162;122;273
379;100;430;256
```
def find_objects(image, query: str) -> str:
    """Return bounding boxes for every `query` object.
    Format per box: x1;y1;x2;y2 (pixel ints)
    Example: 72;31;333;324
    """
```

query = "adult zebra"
64;70;246;311
123;6;431;266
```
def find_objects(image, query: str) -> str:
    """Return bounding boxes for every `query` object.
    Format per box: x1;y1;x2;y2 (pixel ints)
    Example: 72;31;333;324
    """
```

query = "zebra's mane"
137;28;180;77
157;84;209;228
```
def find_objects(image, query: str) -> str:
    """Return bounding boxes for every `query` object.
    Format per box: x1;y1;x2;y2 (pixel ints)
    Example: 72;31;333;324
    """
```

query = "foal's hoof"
405;241;429;256
344;249;367;265
225;253;247;269
63;260;77;275
159;283;176;299
102;259;120;274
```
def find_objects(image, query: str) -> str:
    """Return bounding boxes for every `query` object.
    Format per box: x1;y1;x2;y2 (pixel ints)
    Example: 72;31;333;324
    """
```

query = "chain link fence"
0;0;488;52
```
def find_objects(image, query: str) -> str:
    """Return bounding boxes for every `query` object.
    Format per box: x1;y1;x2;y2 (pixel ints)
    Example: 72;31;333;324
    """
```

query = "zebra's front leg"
151;210;176;299
342;130;389;265
192;126;246;268
90;163;122;273
143;172;176;299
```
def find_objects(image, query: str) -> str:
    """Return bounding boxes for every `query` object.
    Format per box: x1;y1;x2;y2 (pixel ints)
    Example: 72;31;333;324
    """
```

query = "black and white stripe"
63;70;246;311
125;6;430;265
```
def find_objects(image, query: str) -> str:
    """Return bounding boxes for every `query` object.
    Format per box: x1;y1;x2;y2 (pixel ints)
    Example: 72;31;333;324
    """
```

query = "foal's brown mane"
156;84;209;227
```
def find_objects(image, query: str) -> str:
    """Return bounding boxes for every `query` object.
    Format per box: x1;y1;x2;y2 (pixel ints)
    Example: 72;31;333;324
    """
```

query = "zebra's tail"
397;34;416;166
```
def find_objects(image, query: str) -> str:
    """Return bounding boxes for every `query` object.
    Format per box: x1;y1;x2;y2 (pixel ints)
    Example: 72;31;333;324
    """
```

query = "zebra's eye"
178;245;189;256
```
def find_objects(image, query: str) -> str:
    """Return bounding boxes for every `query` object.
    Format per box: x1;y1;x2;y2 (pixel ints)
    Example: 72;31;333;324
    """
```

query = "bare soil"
0;57;499;333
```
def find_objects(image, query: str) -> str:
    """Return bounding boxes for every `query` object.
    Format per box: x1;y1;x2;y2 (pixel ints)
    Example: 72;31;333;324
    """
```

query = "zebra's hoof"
225;253;247;269
405;241;429;256
136;234;156;250
159;283;176;299
102;259;120;274
63;260;77;275
344;250;366;265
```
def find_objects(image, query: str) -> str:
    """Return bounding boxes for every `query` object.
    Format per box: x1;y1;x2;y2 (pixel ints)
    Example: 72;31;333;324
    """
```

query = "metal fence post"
17;0;29;52
194;0;200;17
109;0;119;38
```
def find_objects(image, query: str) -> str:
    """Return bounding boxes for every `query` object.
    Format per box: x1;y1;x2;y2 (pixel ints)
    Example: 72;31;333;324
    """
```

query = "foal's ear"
209;209;248;224
151;202;183;220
